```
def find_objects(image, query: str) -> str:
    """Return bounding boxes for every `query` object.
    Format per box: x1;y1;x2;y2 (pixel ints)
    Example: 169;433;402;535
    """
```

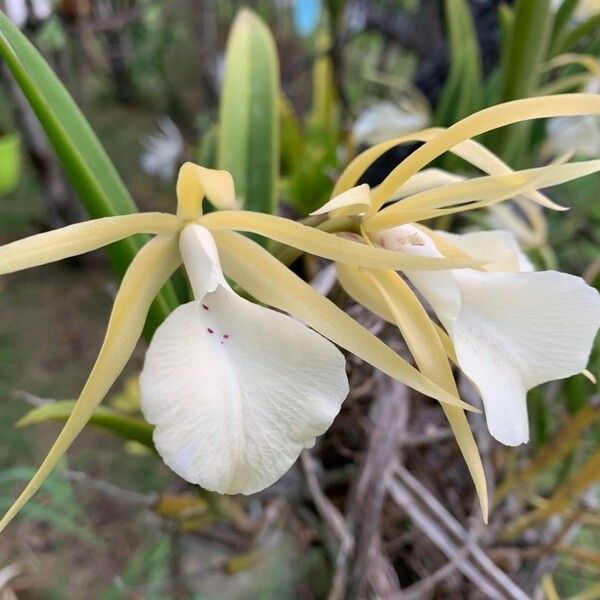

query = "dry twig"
388;466;529;599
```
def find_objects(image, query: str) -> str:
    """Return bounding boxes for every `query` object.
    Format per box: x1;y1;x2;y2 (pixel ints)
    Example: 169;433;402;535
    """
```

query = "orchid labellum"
0;163;477;532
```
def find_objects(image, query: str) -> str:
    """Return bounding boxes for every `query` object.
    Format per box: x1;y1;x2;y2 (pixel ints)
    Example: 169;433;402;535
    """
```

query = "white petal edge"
434;229;534;272
452;270;600;445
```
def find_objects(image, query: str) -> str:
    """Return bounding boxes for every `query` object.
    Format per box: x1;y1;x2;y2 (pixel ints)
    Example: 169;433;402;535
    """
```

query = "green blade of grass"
436;0;483;126
17;400;155;450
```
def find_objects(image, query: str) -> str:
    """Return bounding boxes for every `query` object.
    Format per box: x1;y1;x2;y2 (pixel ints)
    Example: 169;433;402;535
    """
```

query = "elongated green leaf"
18;401;155;450
0;11;178;334
492;0;554;164
549;0;581;56
217;9;280;216
556;12;600;55
436;0;483;126
288;28;339;215
310;28;338;137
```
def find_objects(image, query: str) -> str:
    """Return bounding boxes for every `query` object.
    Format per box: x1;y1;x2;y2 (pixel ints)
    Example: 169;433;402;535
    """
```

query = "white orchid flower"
4;94;600;528
0;161;480;532
315;93;600;519
373;224;600;446
323;151;600;448
352;100;430;147
545;106;600;159
541;65;600;158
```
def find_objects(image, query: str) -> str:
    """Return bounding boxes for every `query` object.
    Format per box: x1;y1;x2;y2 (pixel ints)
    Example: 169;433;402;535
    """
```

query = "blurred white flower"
353;101;430;147
4;0;51;27
545;80;600;158
140;117;184;182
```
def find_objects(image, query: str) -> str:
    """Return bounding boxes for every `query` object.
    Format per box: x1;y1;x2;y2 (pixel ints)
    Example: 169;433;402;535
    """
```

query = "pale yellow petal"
393;157;591;212
365;158;600;230
582;369;597;384
199;211;484;271
336;261;395;322
212;230;478;412
336;261;458;363
541;53;600;79
389;168;463;200
0;235;182;532
310;184;371;217
176;162;237;219
0;213;181;276
333;129;560;210
370;94;600;211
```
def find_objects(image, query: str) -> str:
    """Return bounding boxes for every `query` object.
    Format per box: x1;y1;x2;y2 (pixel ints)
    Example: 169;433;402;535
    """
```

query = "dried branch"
300;451;354;600
344;374;408;599
389;466;529;599
61;468;157;509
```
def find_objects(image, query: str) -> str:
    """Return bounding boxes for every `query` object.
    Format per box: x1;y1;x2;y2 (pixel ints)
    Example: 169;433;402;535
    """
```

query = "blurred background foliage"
0;0;599;598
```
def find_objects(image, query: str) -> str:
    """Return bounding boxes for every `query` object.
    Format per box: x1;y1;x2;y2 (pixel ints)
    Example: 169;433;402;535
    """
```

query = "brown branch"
389;466;529;599
300;451;354;600
343;373;409;599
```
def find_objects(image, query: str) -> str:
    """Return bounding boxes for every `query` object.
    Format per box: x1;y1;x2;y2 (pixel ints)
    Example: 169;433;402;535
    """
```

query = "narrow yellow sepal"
365;158;600;230
335;260;458;365
332;128;560;211
369;94;600;211
0;235;182;533
0;213;181;276
199;211;485;271
359;268;488;521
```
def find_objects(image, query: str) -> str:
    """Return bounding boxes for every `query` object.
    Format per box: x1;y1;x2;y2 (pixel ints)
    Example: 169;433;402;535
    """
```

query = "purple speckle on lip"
207;328;214;334
223;334;229;339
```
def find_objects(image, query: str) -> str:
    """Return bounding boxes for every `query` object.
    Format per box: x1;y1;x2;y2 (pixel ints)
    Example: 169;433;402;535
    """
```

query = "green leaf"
0;133;21;195
435;0;483;126
282;28;341;216
492;0;554;165
0;11;178;335
549;0;581;56
17;401;155;450
279;93;303;175
556;12;600;55
217;8;280;217
196;124;218;171
309;28;339;138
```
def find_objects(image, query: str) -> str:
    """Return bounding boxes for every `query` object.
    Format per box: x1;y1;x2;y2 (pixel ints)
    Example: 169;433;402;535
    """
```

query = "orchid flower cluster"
1;94;599;531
